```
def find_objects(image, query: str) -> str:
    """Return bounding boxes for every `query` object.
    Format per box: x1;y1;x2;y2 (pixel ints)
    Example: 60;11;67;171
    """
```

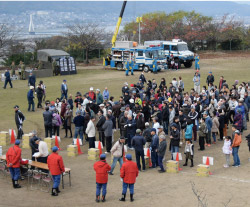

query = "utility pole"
136;17;143;45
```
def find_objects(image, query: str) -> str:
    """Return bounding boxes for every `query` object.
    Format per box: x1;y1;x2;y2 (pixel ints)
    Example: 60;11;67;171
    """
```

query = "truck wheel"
143;66;149;73
184;61;192;68
116;63;123;71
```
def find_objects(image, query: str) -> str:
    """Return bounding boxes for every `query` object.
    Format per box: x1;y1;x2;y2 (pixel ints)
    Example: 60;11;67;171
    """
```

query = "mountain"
1;1;250;17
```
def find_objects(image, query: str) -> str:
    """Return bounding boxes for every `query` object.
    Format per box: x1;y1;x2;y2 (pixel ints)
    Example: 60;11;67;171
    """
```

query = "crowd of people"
8;68;250;200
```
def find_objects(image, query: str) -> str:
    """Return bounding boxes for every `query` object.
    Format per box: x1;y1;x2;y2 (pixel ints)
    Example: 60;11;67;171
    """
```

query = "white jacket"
86;120;96;137
222;139;232;154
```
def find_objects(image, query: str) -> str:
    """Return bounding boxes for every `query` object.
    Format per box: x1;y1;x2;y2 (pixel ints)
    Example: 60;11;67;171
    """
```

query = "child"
222;136;232;168
184;119;193;143
198;118;206;151
93;154;111;203
183;139;194;167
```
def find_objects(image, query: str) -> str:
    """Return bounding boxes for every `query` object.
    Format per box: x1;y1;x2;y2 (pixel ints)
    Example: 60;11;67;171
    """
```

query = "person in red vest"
119;154;139;202
47;146;65;196
93;154;111;203
6;140;28;188
88;87;96;101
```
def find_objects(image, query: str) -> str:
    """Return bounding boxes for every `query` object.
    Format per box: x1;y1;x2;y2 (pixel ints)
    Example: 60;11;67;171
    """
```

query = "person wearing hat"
131;129;146;171
194;53;200;70
109;137;126;175
27;85;35;112
6;140;28;188
119;154;139;202
158;125;165;137
139;72;146;85
170;123;180;160
3;69;13;89
88;87;96;101
14;105;25;139
122;82;130;96
43;106;53;138
158;134;167;173
61;80;68;100
150;128;159;168
206;71;214;86
94;154;111;202
235;99;246;132
47;146;65;196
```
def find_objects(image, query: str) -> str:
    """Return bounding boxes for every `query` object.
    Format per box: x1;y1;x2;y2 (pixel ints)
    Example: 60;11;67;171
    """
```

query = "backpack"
52;115;59;126
234;133;242;147
203;125;208;134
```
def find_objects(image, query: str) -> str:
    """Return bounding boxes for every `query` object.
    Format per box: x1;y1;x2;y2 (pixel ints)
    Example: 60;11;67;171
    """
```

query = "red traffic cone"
55;136;60;150
176;153;182;171
147;148;152;167
10;129;15;144
98;141;102;157
205;157;212;175
76;138;83;155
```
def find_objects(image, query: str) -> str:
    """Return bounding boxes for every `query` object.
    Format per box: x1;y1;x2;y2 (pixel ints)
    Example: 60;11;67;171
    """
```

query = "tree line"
121;10;250;51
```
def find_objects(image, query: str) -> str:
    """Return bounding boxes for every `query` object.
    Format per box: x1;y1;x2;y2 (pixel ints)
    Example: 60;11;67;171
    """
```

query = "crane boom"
111;0;127;47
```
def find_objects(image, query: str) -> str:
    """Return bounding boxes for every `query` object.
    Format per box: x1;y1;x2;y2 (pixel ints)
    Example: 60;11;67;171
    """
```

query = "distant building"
29;14;35;35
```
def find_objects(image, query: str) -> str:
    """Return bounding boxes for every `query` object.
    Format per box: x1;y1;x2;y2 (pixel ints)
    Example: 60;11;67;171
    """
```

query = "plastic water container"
0;146;2;156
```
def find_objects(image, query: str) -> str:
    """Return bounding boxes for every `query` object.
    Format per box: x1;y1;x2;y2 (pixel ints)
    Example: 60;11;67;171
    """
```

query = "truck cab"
144;39;194;68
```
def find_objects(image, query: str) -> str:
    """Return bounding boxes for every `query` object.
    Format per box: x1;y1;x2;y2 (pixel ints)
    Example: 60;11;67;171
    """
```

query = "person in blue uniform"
3;69;13;89
153;57;158;74
125;59;130;76
195;54;200;70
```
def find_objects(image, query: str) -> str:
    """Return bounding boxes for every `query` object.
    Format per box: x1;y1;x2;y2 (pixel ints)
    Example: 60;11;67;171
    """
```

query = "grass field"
0;56;250;207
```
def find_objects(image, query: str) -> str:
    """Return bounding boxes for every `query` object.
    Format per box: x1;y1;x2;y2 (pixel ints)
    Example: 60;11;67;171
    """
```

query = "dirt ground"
0;56;250;207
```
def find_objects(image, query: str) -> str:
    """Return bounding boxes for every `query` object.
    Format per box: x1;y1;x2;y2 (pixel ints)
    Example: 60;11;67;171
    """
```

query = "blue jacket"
150;134;159;150
205;116;213;131
28;75;36;86
103;90;109;100
235;105;245;117
5;71;10;80
131;134;146;152
27;90;34;101
61;83;68;94
185;124;193;139
126;119;136;135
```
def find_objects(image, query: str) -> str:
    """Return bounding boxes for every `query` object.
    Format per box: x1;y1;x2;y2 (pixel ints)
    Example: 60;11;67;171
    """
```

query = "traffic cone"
98;141;102;157
147;148;152;167
205;157;212;175
76;138;83;155
176;153;182;171
55;136;60;150
10;129;15;144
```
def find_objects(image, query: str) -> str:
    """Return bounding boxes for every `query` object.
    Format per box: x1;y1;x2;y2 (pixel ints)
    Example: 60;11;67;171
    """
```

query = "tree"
0;23;16;57
66;23;105;63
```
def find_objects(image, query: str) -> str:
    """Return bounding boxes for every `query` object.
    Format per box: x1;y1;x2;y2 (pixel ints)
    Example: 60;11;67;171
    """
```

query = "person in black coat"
96;110;106;146
218;109;225;141
29;131;39;163
142;102;151;123
125;115;136;149
139;73;146;85
43;106;53;137
132;129;146;171
36;84;44;108
28;72;36;87
245;134;250;152
14;105;25;139
162;102;169;135
3;70;13;89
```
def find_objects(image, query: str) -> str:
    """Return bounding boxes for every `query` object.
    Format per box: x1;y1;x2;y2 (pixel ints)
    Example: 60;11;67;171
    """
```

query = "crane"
111;0;127;47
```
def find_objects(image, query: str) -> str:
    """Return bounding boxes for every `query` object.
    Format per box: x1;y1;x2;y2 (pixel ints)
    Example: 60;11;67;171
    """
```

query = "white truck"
144;39;194;68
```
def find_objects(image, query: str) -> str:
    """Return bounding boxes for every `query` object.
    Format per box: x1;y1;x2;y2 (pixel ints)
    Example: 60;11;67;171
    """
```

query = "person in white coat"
86;116;96;148
222;136;232;168
34;138;49;172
